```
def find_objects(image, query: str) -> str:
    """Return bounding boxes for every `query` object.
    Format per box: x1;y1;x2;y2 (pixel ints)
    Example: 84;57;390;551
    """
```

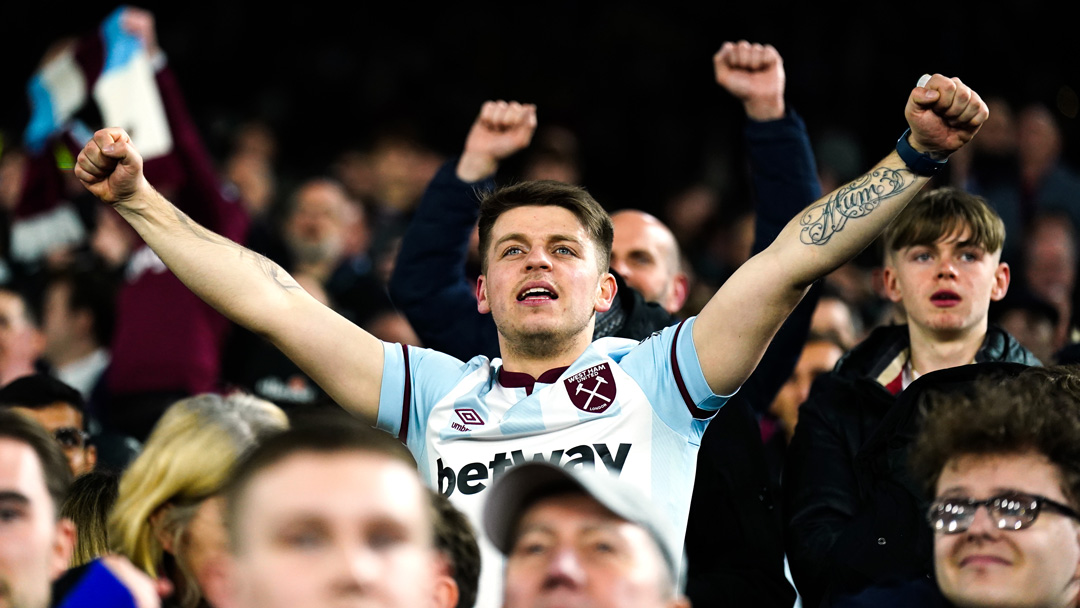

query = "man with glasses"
839;366;1080;607
0;374;96;476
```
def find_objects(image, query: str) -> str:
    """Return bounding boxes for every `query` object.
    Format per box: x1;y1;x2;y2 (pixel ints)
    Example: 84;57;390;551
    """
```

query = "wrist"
744;96;786;122
113;178;155;215
455;153;497;183
896;129;948;176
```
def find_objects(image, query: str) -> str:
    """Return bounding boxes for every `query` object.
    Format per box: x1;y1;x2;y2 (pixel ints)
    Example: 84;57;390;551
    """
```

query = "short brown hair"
430;489;480;608
883;187;1005;258
910;365;1080;505
0;408;72;518
477;180;614;274
221;412;419;553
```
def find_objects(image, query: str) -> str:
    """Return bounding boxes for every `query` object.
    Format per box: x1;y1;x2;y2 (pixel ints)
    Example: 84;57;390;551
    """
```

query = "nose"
965;504;1001;537
936;258;958;279
541;546;587;590
333;541;379;594
524;246;552;271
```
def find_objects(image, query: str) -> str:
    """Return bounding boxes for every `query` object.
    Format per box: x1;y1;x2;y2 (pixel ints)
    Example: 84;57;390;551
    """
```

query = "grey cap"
483;462;680;582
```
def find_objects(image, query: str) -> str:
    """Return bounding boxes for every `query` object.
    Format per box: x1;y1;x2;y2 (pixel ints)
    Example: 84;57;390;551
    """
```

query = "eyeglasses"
52;427;89;449
928;491;1080;534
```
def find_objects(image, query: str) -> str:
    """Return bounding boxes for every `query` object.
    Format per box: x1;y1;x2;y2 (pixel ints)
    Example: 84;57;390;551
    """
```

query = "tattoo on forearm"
799;167;913;245
173;208;302;291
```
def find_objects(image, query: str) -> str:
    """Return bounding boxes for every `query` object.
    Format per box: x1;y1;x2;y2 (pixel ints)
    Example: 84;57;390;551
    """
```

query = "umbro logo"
451;408;485;432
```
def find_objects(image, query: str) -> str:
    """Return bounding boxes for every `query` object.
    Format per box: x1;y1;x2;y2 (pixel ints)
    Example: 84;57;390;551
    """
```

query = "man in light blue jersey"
75;72;988;607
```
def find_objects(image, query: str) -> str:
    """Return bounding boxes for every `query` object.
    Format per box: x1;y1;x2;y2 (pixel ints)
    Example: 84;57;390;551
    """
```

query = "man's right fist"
75;128;147;204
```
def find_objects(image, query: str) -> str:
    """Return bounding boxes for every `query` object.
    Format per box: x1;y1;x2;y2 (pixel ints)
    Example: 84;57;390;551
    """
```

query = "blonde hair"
109;393;287;605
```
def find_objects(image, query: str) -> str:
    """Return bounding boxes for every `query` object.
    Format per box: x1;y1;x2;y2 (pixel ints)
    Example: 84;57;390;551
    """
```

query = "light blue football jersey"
377;317;729;608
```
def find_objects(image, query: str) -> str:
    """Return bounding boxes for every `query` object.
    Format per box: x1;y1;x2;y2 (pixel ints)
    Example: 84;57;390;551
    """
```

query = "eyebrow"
516;519;623;539
936;486;1034;498
0;490;31;505
493;233;585;250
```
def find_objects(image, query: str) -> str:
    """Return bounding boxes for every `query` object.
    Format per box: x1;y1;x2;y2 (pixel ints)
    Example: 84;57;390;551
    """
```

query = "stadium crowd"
4;6;1080;608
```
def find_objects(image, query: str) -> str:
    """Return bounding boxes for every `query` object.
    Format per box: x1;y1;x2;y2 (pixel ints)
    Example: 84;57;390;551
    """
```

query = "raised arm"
714;40;824;413
74;128;383;418
389;101;536;360
695;73;988;396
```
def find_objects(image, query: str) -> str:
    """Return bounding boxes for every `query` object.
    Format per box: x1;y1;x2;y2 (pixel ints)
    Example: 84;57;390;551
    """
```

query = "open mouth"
931;290;961;303
518;286;558;301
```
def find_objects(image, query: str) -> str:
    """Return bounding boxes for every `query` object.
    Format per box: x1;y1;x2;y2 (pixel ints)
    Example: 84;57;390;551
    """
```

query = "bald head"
610;210;688;314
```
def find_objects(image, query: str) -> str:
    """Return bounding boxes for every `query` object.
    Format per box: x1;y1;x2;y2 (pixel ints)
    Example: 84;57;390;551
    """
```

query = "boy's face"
883;226;1009;340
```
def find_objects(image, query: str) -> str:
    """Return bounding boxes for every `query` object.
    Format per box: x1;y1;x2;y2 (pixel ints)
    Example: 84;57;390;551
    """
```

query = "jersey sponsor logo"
564;363;617;413
437;442;632;497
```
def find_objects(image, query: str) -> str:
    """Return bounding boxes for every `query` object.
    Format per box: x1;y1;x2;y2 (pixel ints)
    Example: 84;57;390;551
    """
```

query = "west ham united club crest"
564;363;617;413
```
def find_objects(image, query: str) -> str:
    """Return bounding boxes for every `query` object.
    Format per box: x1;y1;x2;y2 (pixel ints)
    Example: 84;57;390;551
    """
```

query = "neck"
0;361;37;386
46;341;99;370
907;322;987;376
497;327;594;379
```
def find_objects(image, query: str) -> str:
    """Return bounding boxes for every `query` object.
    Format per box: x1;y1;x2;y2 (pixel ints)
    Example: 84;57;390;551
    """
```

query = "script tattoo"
799;167;913;245
173;208;301;291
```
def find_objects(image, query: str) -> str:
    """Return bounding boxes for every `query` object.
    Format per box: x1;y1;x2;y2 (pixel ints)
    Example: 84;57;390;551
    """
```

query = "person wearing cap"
485;462;690;608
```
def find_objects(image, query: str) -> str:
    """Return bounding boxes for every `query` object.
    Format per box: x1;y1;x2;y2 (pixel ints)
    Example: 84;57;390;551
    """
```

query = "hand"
99;555;172;608
713;40;786;121
456;100;537;182
75;128;148;205
904;74;989;157
120;7;161;59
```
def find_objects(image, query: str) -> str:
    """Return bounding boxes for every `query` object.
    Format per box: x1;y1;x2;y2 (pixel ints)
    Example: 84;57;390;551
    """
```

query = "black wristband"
896;129;947;177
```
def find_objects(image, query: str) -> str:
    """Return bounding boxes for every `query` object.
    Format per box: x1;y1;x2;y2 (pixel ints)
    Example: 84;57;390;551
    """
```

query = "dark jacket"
831;576;953;608
783;323;1038;608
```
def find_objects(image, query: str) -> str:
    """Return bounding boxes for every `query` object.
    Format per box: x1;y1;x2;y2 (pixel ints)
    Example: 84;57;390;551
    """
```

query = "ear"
668;272;690;314
85;444;98;473
881;264;904;303
594;272;618;313
72;308;94;337
476;275;491;314
431;574;460;608
51;518;76;577
150;504;176;554
990;262;1010;302
29;327;46;359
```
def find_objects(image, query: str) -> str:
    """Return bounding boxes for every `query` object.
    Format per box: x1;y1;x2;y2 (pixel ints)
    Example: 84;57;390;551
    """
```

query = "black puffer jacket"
783;324;1038;608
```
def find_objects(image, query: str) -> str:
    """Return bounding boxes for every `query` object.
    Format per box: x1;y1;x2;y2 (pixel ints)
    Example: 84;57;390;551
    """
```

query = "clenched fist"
74;128;147;205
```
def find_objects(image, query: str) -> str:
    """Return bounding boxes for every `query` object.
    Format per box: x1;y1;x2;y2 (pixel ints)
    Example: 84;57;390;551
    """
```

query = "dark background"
4;1;1077;217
